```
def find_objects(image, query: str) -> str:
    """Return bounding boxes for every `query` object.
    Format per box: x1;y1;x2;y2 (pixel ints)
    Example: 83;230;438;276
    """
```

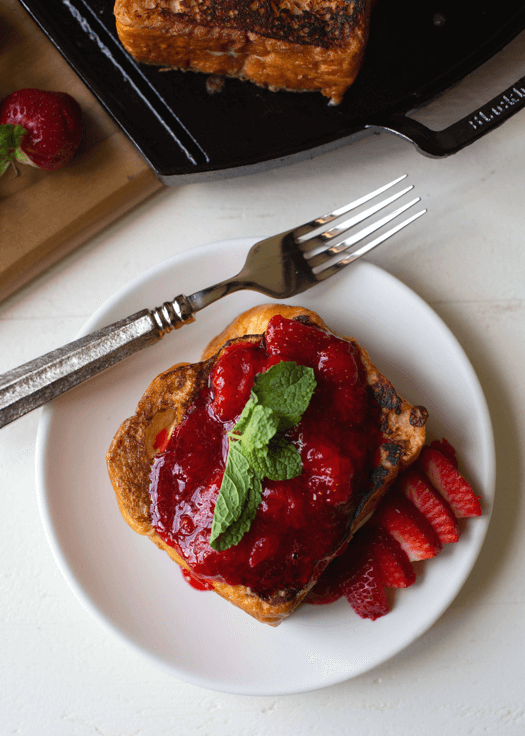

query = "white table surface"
2;32;525;736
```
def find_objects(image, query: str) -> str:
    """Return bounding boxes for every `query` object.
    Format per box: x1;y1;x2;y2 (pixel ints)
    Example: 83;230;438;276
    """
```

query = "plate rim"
35;238;496;695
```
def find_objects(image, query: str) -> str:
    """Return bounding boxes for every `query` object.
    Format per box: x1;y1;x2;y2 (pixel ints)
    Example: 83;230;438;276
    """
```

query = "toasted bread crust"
114;0;373;103
106;305;427;625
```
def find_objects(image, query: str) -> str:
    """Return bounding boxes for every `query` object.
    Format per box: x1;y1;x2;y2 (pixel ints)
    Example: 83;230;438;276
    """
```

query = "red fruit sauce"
149;316;382;600
181;568;215;591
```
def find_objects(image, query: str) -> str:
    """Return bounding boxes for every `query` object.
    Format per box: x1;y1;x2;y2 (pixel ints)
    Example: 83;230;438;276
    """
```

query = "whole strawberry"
0;88;82;175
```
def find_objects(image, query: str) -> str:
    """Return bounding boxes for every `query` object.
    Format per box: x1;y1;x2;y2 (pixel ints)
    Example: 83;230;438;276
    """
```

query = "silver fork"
0;176;425;428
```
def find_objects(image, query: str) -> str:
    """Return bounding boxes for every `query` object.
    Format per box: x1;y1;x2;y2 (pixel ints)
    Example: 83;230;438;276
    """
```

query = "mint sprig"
209;361;316;551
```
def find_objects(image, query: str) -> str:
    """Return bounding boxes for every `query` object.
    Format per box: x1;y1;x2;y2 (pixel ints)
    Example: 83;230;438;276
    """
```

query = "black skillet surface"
17;0;525;184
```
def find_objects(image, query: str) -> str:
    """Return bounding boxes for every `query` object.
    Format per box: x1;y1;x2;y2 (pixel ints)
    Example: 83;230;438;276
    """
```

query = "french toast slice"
106;304;428;625
114;0;374;104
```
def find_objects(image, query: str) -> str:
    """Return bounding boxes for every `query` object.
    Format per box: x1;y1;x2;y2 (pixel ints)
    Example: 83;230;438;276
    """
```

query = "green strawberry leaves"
209;361;316;551
0;124;28;176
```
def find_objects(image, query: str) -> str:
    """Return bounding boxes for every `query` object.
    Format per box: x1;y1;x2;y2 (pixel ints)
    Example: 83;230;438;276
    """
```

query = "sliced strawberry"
210;343;266;421
429;438;458;467
418;448;482;518
307;521;415;608
372;489;443;561
264;315;330;367
360;525;416;588
301;436;353;505
341;544;389;620
399;469;460;544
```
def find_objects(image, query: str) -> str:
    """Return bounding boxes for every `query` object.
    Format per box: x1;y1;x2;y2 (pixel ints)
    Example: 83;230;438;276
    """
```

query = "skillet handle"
370;75;525;157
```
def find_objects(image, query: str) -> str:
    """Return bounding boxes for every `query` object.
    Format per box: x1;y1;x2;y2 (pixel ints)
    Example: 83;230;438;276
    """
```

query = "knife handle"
0;296;193;428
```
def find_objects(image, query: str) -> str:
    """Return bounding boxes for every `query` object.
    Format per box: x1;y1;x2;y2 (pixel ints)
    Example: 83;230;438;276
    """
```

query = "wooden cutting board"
0;0;164;302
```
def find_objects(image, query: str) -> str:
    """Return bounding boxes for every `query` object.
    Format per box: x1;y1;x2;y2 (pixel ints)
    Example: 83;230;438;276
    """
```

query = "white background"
1;30;524;736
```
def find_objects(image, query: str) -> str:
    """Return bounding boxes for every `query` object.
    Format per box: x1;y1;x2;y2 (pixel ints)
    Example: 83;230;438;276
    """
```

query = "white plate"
36;238;494;696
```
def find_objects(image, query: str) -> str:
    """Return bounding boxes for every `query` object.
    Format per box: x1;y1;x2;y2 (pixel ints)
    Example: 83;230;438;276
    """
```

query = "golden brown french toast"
114;0;374;104
106;304;427;625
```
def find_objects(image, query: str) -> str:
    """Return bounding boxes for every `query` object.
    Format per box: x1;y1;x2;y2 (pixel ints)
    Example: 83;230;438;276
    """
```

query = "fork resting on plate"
0;175;425;428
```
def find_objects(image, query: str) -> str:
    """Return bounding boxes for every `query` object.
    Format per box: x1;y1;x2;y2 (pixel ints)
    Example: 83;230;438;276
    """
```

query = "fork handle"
0;296;194;429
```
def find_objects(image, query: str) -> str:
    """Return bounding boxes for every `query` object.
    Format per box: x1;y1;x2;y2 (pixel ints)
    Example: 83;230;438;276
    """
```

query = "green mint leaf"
245;435;302;481
231;392;257;436
253;361;316;430
235;400;279;452
210;360;317;552
210;476;262;552
210;443;254;547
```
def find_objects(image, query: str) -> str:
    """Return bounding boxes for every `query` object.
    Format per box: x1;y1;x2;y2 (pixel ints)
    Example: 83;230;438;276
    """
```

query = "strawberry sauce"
149;316;381;600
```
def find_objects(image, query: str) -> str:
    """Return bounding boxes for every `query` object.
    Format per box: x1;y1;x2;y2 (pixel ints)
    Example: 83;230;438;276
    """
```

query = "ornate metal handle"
0;296;193;428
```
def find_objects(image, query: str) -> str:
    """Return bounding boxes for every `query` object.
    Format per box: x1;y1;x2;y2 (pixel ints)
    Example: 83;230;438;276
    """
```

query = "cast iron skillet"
17;0;525;184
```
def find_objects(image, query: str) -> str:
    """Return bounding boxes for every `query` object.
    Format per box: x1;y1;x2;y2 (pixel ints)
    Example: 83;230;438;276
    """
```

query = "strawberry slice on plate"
370;526;416;588
418;447;482;518
399;469;460;544
341;543;389;620
307;523;415;611
372;489;443;561
429;438;459;467
362;525;416;588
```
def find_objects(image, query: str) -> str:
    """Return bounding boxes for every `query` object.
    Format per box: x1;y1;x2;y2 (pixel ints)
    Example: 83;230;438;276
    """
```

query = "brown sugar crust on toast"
106;304;427;625
114;0;374;104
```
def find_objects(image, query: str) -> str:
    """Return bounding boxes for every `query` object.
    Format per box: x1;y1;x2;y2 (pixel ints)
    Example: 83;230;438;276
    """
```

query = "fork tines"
295;175;426;280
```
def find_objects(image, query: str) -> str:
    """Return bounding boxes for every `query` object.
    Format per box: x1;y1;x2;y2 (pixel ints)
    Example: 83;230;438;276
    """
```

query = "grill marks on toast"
115;0;373;103
156;0;369;49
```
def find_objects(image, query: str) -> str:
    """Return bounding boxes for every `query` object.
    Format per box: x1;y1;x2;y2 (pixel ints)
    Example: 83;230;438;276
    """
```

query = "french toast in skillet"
106;304;427;625
114;0;374;104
